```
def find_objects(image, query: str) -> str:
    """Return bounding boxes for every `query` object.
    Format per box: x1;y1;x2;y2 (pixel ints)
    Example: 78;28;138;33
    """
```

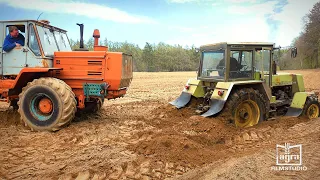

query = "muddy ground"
0;70;320;180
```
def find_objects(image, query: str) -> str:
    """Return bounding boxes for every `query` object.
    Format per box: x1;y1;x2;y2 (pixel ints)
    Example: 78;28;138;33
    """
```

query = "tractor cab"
198;42;274;84
0;20;71;75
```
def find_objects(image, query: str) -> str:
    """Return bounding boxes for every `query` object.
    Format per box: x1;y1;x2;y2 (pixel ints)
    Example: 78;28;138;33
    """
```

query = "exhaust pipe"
76;23;84;48
93;29;100;46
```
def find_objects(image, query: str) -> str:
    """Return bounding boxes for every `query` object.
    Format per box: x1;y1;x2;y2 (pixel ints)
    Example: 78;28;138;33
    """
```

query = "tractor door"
229;50;253;80
261;47;272;87
26;23;43;67
254;47;273;100
1;22;29;75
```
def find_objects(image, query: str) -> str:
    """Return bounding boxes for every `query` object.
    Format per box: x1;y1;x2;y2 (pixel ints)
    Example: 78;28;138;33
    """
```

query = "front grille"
87;71;102;76
88;60;103;65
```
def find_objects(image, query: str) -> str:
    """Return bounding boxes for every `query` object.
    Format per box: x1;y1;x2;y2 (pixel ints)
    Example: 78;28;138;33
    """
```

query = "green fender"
169;79;205;108
201;82;234;117
183;78;206;98
285;92;309;117
202;80;265;117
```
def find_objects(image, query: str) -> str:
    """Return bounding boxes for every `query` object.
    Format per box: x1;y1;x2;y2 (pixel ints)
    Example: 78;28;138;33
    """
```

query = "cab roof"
0;20;67;32
201;42;275;48
200;42;275;51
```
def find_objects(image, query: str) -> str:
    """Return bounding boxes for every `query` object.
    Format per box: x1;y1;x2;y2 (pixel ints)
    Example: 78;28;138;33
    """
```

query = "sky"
0;0;318;48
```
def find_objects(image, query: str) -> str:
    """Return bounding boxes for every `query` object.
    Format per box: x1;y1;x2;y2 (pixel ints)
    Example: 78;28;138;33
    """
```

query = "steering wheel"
241;64;248;70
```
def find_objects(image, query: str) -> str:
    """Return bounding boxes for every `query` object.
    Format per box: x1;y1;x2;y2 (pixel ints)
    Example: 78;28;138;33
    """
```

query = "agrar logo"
271;143;307;171
276;143;302;166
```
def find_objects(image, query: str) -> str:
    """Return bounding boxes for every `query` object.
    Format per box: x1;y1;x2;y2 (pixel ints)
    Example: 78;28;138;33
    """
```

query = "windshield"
36;25;71;57
200;50;225;79
36;25;58;57
54;31;71;51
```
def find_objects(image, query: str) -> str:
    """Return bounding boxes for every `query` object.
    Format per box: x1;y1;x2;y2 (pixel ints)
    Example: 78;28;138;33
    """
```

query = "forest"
70;1;320;71
280;1;320;70
70;39;200;72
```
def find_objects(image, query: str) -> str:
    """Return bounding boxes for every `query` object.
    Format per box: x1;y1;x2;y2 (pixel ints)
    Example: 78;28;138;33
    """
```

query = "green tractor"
170;42;320;127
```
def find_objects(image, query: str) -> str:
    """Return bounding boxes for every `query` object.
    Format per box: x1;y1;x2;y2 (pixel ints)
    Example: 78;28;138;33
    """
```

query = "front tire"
303;97;320;119
18;78;77;131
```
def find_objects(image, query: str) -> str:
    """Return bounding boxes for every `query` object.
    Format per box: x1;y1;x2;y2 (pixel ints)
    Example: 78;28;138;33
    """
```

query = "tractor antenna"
37;12;44;21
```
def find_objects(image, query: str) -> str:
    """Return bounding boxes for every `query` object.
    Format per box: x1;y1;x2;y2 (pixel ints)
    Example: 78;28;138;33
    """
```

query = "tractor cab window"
255;49;271;73
229;50;253;79
5;25;25;39
28;24;41;56
201;50;225;79
4;25;26;50
54;31;71;51
36;25;58;57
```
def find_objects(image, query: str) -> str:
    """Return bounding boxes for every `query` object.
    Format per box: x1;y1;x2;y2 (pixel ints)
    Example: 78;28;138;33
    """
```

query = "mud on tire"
223;88;269;127
17;78;77;131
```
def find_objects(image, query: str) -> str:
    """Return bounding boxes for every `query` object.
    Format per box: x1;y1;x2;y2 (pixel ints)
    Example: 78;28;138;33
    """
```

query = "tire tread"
17;77;76;131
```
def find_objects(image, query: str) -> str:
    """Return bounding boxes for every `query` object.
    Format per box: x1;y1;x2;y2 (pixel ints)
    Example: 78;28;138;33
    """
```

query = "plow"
170;42;320;127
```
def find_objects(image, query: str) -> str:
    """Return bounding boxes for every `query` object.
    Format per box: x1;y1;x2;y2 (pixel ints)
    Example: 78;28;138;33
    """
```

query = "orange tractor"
0;20;133;131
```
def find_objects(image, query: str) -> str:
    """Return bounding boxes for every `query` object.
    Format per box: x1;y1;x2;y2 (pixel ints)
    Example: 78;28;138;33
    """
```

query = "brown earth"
0;70;320;180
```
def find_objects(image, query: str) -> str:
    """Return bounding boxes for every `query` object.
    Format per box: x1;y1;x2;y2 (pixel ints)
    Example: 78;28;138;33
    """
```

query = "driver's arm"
3;37;16;52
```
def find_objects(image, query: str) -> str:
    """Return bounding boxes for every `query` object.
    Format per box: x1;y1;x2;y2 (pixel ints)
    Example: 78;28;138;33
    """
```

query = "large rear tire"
224;88;268;128
18;78;77;131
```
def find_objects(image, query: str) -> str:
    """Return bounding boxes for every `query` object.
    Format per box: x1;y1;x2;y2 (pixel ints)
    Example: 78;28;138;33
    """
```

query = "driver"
3;26;25;52
216;57;241;72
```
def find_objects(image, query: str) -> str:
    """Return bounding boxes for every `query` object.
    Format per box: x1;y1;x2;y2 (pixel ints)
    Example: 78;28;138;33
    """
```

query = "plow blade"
169;92;192;108
201;99;225;117
285;107;303;117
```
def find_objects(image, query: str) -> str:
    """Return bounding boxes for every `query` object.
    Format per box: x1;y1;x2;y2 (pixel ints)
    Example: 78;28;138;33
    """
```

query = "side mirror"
291;47;297;58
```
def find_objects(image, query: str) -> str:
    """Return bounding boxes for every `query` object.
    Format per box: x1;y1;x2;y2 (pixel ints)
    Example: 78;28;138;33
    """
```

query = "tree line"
280;1;320;70
70;39;200;72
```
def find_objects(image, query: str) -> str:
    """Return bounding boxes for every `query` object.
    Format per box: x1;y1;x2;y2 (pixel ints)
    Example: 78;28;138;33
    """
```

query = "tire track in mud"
120;104;317;179
57;117;320;180
0;101;154;179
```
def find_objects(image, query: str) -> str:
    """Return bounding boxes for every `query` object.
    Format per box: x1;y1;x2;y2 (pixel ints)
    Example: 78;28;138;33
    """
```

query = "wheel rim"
39;98;53;114
234;100;260;127
307;104;319;119
30;93;54;121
